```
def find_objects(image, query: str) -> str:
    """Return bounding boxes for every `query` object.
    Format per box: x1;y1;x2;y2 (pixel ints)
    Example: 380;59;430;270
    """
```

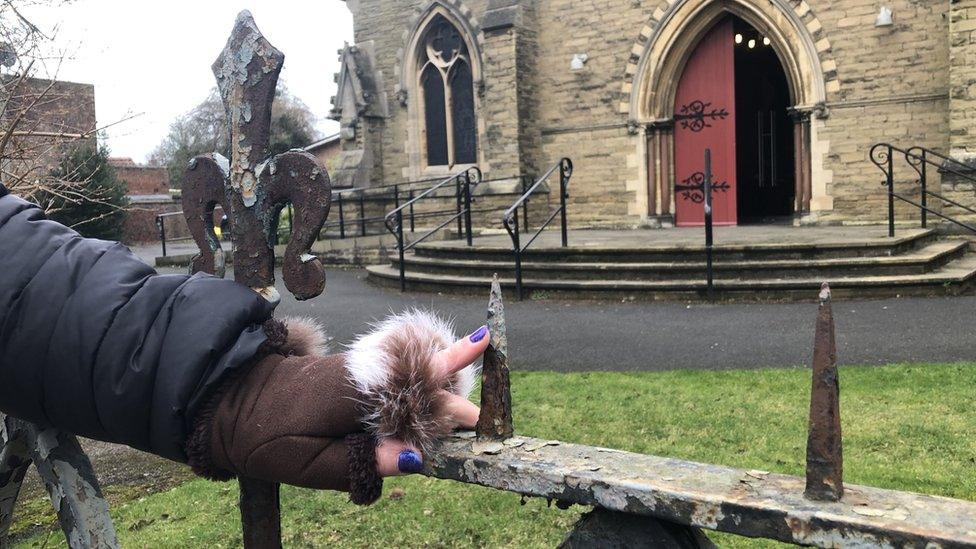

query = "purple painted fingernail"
397;450;423;473
469;325;488;343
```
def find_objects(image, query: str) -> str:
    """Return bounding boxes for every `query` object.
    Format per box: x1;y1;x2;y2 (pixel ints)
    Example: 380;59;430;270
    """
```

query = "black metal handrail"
870;143;976;236
673;150;717;299
327;178;446;239
384;167;482;290
503;158;572;300
327;174;528;240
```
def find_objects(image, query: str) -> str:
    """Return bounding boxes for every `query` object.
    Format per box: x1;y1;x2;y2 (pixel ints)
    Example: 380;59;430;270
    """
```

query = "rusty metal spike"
476;274;514;439
212;10;283;208
805;282;843;502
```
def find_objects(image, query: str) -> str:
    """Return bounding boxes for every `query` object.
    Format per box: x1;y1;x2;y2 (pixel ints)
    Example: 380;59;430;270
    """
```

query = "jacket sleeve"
0;192;275;461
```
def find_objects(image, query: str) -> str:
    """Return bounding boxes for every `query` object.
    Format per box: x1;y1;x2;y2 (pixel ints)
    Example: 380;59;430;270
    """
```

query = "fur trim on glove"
345;433;383;505
345;309;479;453
279;316;330;356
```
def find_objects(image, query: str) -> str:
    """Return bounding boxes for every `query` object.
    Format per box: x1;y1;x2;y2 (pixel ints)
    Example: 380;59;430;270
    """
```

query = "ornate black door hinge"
675;171;730;203
674;100;729;132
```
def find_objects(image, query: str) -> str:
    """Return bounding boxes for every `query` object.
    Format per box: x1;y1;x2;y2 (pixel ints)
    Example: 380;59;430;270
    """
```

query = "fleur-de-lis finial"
212;10;283;208
182;11;332;302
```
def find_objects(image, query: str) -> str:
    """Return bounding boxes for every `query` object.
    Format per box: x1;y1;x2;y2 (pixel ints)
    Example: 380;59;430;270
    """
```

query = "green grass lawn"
14;363;976;548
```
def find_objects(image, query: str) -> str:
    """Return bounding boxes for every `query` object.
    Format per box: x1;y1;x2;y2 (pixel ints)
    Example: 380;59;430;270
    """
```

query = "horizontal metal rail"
425;433;976;548
402;214;463;252
503;158;573;299
888;192;976;233
906;146;976;186
503;161;562;222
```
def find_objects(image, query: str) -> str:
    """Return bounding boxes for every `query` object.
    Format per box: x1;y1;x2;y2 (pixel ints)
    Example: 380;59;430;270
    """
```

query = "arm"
186;312;486;504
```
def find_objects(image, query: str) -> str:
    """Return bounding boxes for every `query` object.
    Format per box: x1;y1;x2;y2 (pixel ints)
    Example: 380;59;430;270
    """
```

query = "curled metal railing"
503;158;573;300
384;167;482;291
869;143;976;236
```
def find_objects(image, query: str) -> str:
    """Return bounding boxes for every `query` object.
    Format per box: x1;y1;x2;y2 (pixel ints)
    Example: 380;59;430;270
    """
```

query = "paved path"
157;266;976;371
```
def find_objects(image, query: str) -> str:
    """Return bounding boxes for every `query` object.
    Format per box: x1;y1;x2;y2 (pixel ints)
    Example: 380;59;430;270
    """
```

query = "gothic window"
420;15;477;167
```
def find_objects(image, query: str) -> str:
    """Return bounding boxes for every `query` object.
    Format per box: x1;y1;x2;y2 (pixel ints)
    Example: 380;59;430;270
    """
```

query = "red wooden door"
673;18;737;226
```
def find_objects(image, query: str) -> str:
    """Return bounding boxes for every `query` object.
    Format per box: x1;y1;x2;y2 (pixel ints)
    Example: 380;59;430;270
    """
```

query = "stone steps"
366;228;976;300
366;254;976;300
412;229;938;262
393;240;968;281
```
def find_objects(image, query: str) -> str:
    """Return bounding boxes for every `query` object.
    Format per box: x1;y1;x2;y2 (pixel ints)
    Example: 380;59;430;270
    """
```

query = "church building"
331;0;971;228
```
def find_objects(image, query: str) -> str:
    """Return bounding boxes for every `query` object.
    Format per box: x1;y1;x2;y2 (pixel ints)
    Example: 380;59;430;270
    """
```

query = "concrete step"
413;229;937;263
366;253;976;301
394;241;968;281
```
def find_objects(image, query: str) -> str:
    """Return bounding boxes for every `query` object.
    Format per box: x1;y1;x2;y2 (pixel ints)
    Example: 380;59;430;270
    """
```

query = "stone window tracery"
419;15;477;168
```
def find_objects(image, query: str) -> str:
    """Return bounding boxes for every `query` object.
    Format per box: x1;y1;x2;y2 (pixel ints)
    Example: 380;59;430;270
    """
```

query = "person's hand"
375;325;488;476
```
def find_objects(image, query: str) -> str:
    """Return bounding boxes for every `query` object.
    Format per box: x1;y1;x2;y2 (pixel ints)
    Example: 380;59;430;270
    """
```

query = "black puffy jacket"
0;188;274;462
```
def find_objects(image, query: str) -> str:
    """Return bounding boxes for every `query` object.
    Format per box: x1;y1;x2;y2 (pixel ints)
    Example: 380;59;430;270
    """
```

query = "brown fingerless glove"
187;319;383;504
187;312;479;506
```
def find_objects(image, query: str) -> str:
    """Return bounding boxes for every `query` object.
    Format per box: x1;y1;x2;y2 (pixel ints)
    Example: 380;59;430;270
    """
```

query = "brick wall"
110;158;171;195
123;199;182;244
813;0;949;224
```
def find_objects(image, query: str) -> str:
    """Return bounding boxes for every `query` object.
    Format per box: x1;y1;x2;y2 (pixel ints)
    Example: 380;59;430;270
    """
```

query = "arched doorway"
673;14;795;226
633;0;831;226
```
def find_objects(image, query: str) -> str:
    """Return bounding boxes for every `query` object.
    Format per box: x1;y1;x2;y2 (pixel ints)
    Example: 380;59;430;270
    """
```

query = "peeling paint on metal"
475;276;514;439
425;433;976;548
1;415;119;547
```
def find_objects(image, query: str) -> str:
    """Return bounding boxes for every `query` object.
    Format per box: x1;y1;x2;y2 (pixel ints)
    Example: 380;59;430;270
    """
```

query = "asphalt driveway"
160;267;976;372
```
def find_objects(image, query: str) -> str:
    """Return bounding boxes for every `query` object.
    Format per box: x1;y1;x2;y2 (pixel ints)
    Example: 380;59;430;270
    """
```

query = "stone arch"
624;0;838;221
623;0;838;120
395;1;486;178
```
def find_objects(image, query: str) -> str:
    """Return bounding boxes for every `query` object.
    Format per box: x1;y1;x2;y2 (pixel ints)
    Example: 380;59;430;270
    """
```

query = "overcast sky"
25;0;353;163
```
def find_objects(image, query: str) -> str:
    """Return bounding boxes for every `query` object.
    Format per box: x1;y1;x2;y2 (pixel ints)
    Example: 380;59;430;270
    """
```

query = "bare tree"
0;0;127;225
150;83;320;186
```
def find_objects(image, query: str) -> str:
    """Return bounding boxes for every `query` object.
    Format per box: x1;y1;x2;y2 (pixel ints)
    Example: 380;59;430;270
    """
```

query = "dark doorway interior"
732;17;795;222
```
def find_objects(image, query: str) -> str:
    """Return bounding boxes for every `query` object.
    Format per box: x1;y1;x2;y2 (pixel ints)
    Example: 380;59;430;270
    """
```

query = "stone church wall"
344;0;971;229
813;0;949;224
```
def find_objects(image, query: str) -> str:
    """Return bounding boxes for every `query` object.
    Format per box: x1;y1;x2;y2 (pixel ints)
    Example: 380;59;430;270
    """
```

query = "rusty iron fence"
427;278;976;547
3;12;976;549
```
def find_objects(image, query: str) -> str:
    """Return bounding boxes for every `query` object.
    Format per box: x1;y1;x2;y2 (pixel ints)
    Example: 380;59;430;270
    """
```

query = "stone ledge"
482;0;521;32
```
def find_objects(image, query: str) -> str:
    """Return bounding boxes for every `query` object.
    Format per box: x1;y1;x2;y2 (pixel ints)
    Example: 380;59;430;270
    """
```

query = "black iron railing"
384;167;482;290
870;143;976;236
326;176;452;239
673;149;718;299
155;210;201;257
158;172;522;262
503;158;572;300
